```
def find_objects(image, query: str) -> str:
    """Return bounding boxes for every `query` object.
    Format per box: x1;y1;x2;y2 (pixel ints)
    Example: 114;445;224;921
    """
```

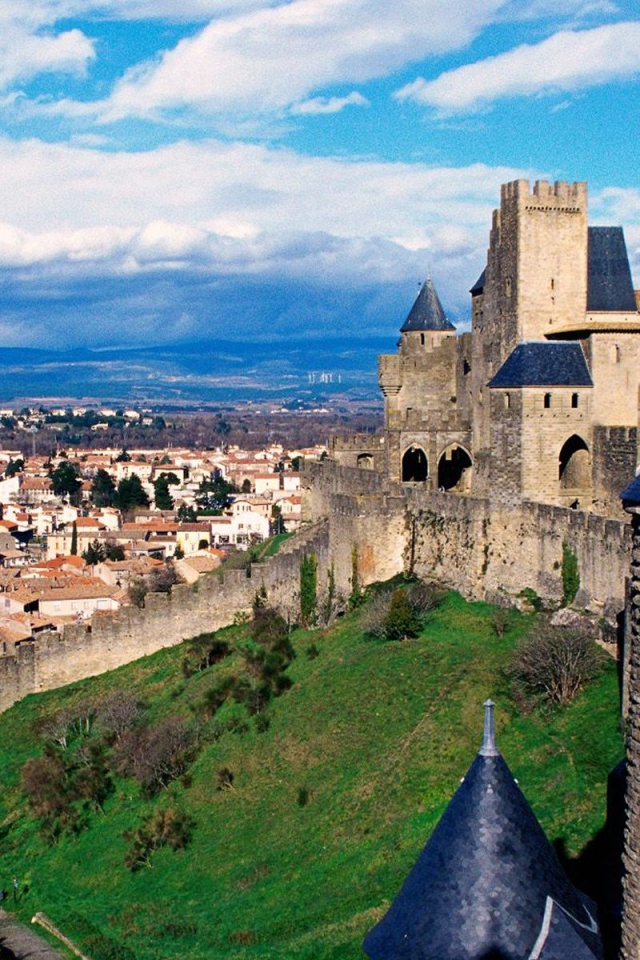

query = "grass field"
0;590;624;960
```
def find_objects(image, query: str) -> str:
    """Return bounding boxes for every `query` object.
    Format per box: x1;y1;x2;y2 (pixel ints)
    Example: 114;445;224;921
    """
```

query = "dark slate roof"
621;474;640;505
488;342;593;388
470;268;486;295
587;227;637;312
400;277;456;333
363;702;602;960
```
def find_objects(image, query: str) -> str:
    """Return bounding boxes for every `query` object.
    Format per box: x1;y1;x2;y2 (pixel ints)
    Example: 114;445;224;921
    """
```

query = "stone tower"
370;178;640;510
378;276;472;491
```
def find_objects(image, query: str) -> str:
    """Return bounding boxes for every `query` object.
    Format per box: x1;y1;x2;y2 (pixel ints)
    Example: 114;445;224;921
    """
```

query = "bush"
562;542;580;608
115;717;196;795
406;580;444;614
124;807;193;871
95;691;141;742
183;633;230;676
359;591;393;640
491;608;510;638
507;623;604;706
383;589;420;641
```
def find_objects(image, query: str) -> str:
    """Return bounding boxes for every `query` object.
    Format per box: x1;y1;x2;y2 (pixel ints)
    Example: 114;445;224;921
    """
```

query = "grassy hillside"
0;590;623;960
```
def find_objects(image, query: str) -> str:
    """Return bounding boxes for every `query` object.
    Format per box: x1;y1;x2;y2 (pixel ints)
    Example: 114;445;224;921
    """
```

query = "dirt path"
0;910;65;960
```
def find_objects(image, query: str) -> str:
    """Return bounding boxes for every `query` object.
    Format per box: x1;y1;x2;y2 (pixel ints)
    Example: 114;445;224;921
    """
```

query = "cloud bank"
0;138;523;347
396;21;640;113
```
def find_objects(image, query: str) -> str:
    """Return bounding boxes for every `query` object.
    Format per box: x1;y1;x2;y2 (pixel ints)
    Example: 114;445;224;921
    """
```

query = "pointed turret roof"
400;277;455;333
363;702;602;960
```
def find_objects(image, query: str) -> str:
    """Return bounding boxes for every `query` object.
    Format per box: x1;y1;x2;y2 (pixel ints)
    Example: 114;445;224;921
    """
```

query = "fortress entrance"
438;445;472;492
402;446;428;482
559;435;590;491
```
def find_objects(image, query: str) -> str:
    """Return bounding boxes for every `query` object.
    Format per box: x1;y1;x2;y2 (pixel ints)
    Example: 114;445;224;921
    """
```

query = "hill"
0;590;623;960
0;336;397;404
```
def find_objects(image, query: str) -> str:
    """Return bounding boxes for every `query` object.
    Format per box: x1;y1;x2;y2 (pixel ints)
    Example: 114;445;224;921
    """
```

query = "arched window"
559;435;590;491
402;446;428;483
437;445;473;492
544;393;551;409
504;392;511;410
571;393;579;409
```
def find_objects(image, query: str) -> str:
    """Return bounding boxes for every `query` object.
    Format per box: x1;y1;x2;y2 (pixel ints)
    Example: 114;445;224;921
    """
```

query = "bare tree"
508;623;604;706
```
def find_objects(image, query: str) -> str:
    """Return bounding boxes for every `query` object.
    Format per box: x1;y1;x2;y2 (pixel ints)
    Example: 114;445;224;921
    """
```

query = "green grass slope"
0;592;623;960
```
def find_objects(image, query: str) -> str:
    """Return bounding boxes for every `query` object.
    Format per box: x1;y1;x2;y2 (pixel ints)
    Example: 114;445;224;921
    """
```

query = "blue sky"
1;0;640;349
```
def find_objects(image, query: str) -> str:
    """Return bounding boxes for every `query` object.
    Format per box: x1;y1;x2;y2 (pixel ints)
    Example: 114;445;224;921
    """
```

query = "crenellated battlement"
501;178;587;206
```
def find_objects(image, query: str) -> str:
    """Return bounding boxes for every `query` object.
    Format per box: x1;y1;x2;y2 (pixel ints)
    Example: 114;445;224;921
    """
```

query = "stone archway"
559;435;590;491
437;445;473;492
402;445;428;482
357;454;374;470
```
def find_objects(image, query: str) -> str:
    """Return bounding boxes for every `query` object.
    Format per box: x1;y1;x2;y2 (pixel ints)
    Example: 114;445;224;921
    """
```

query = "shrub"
562;542;580;608
360;591;393;640
115;717;196;795
406;580;444;614
255;713;270;733
183;633;230;676
507;623;604;706
300;553;317;627
124;807;193;871
199;675;237;720
383;589;420;641
216;767;235;790
95;691;141;742
491;608;510;638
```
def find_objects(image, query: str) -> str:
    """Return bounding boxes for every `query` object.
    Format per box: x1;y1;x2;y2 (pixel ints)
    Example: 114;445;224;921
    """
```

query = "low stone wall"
0;523;330;714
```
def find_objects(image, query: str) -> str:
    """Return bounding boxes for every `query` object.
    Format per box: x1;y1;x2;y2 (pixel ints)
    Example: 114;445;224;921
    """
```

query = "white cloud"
0;19;94;90
0;138;529;345
396;21;640;113
66;0;504;122
291;91;369;115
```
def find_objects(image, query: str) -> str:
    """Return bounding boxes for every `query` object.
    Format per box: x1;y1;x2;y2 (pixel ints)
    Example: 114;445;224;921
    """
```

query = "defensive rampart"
305;460;629;613
0;522;329;714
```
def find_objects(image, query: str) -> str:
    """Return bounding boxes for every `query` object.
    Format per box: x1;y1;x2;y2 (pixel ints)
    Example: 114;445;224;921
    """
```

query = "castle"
344;179;640;515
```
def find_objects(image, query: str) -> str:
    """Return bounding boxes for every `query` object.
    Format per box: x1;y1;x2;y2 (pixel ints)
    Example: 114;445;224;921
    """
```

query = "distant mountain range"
0;336;397;405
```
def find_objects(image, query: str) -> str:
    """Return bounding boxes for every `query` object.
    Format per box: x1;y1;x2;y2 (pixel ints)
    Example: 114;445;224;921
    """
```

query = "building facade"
376;179;640;513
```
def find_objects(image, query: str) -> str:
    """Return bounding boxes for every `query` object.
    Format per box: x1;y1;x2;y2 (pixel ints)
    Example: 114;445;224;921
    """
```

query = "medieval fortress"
2;177;640;711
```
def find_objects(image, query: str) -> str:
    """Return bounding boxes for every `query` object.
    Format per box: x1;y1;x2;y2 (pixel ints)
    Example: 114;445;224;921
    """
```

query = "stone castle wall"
307;460;629;613
622;510;640;960
0;522;330;714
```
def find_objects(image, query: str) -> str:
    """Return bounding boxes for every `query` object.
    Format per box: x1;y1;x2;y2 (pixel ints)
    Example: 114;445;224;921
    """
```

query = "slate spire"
363;704;603;960
400;276;455;333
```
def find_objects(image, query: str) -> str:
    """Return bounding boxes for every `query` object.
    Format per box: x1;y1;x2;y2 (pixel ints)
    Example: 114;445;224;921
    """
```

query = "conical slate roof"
363;702;602;960
400;277;455;333
621;473;640;506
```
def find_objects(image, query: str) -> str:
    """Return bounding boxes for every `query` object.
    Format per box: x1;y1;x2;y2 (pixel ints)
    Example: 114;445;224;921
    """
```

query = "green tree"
91;469;116;507
50;460;82;505
153;472;179;511
4;458;24;477
177;504;198;522
271;503;285;535
114;475;150;514
383;589;420;641
70;521;78;556
83;539;106;565
104;541;125;561
561;542;580;608
195;475;236;514
300;553;317;627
